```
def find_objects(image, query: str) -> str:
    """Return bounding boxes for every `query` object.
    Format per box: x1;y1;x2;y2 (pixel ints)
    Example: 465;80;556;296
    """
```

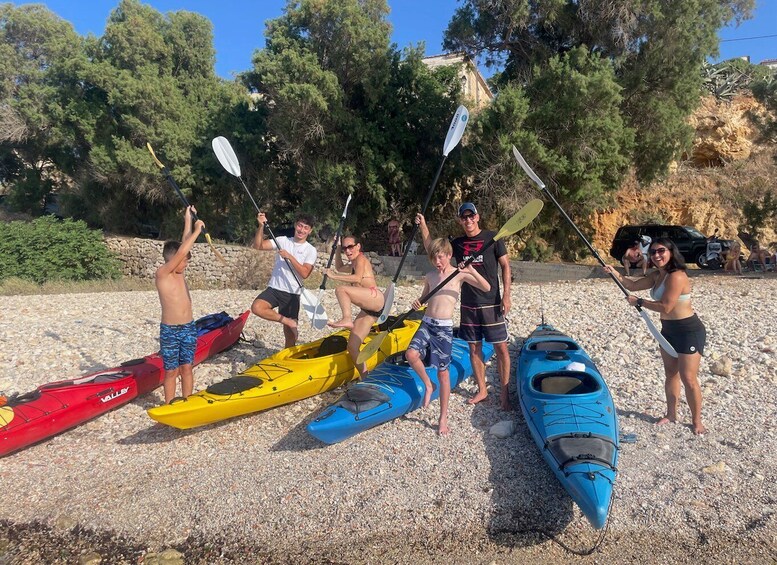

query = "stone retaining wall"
104;237;385;288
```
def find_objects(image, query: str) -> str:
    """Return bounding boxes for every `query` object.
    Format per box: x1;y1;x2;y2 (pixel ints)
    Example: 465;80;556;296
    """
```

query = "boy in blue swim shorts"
406;238;490;435
155;206;204;404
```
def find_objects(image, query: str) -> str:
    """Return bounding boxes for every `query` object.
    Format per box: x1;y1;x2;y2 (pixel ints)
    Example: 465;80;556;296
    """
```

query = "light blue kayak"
307;337;494;444
516;324;619;529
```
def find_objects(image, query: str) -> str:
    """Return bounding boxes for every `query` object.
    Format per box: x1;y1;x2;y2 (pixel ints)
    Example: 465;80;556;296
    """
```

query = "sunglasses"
459;214;476;221
342;243;358;251
649;247;668;256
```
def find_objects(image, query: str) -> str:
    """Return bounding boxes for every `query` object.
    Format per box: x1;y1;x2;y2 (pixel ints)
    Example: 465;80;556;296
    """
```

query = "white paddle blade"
212;136;241;177
511;145;546;190
310;289;327;330
301;289;328;329
342;193;353;218
639;310;678;358
442;105;469;156
376;283;395;325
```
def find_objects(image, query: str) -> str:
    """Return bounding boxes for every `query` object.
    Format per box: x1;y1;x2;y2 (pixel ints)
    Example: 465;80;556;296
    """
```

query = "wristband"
636;297;644;308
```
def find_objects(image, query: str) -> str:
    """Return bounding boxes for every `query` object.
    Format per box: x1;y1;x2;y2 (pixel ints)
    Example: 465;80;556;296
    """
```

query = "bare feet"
279;315;298;330
438;416;449;435
423;382;437;408
656;415;676;425
692;421;706;435
327;318;354;329
467;391;488;405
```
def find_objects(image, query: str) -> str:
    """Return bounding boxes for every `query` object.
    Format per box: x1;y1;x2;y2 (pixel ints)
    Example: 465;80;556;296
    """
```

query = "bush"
0;216;120;283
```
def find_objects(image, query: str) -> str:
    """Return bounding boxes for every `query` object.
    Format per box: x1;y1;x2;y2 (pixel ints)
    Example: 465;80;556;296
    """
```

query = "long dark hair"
651;237;686;272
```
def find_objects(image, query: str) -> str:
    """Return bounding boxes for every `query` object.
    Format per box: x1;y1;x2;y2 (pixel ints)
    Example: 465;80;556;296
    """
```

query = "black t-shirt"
451;230;507;306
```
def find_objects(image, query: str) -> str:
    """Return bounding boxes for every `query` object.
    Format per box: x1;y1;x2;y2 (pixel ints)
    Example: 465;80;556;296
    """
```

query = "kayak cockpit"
532;371;601;395
529;340;580;352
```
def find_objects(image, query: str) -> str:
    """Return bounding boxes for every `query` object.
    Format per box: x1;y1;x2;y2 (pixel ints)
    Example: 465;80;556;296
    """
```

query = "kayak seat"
315;335;348;358
92;372;130;384
532;341;578;351
206;375;263;395
336;384;390;414
535;372;600;395
546;433;617;471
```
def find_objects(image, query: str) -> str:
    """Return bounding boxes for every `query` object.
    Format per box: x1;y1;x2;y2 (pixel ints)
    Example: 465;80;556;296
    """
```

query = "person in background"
724;241;742;275
746;242;770;271
251;212;317;348
387;219;402;257
622;240;647;276
604;238;706;435
155;206;204;404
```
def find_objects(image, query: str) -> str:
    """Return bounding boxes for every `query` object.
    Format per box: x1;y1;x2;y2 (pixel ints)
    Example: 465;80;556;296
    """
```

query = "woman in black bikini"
323;235;384;377
604;238;706;435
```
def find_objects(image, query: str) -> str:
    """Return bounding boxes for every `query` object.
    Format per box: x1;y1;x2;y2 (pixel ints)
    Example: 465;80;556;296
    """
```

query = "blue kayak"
516;324;619;530
307;337;494;444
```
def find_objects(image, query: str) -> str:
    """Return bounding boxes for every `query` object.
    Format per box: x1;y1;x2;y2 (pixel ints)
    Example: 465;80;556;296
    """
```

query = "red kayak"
0;310;249;457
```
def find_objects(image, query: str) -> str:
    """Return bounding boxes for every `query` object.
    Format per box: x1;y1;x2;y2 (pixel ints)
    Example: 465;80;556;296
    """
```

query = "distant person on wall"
388;219;402;257
604;238;706;435
323;235;384;378
622;240;647;276
406;238;490;435
251;212;317;348
416;203;513;411
155;206;204;404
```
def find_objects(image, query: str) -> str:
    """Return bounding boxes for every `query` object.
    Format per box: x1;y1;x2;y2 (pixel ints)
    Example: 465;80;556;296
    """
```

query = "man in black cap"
415;202;512;410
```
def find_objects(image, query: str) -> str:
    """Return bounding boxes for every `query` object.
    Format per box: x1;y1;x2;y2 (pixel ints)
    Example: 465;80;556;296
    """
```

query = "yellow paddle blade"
494;198;544;240
0;406;14;427
146;142;165;170
204;233;228;266
356;330;389;365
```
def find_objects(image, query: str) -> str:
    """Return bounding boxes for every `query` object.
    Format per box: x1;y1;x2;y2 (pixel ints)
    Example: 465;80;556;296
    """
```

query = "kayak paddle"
312;193;353;330
146;143;226;265
211;136;327;327
511;145;678;358
377;105;469;324
357;198;544;365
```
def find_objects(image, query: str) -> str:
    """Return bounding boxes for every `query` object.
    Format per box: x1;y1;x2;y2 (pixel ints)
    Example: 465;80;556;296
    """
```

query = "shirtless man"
155;206;204;404
622;240;647;276
406;238;490;435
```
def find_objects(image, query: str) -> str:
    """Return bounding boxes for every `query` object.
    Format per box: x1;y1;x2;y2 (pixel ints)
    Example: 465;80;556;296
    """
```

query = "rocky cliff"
591;94;776;253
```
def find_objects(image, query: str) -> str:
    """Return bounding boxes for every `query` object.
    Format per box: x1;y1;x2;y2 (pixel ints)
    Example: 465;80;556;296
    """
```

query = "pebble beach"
0;275;775;564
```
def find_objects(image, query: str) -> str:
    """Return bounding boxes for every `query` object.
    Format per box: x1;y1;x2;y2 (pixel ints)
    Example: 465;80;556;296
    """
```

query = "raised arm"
252;212;275;251
415;213;433;254
182;206;196;241
158;220;204;277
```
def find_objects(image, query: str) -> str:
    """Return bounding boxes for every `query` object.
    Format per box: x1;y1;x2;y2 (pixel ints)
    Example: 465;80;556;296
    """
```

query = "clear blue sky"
12;0;777;78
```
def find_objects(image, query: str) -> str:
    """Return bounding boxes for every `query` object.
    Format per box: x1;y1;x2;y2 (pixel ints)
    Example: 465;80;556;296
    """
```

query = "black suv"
609;225;709;266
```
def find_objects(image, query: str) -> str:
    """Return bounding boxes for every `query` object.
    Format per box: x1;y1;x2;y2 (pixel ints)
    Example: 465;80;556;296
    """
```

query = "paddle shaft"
386;235;498;333
319;197;351;290
536;184;641;307
156;165;210;238
392;154;447;282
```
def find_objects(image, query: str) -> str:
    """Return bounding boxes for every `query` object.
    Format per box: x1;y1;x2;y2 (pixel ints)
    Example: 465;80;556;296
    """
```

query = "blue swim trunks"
408;316;454;370
159;320;197;371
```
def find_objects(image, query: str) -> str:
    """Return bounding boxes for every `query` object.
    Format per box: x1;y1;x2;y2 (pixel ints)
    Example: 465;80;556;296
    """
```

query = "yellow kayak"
147;315;421;429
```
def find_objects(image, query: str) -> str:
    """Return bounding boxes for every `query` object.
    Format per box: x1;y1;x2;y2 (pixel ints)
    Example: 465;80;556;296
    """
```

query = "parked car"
609;224;735;268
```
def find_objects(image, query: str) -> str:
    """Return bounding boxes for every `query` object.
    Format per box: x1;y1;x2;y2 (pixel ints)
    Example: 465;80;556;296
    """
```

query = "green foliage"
0;216;120;283
741;191;777;239
443;0;755;183
241;0;462;236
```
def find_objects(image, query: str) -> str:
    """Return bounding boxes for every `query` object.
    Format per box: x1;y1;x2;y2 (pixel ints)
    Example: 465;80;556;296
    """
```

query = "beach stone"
709;357;732;377
78;551;102;565
54;515;78;531
145;549;184;565
702;461;728;474
489;420;515;438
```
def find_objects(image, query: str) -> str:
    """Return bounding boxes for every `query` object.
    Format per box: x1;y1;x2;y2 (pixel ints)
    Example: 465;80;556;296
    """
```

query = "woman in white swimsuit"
604;238;706;435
